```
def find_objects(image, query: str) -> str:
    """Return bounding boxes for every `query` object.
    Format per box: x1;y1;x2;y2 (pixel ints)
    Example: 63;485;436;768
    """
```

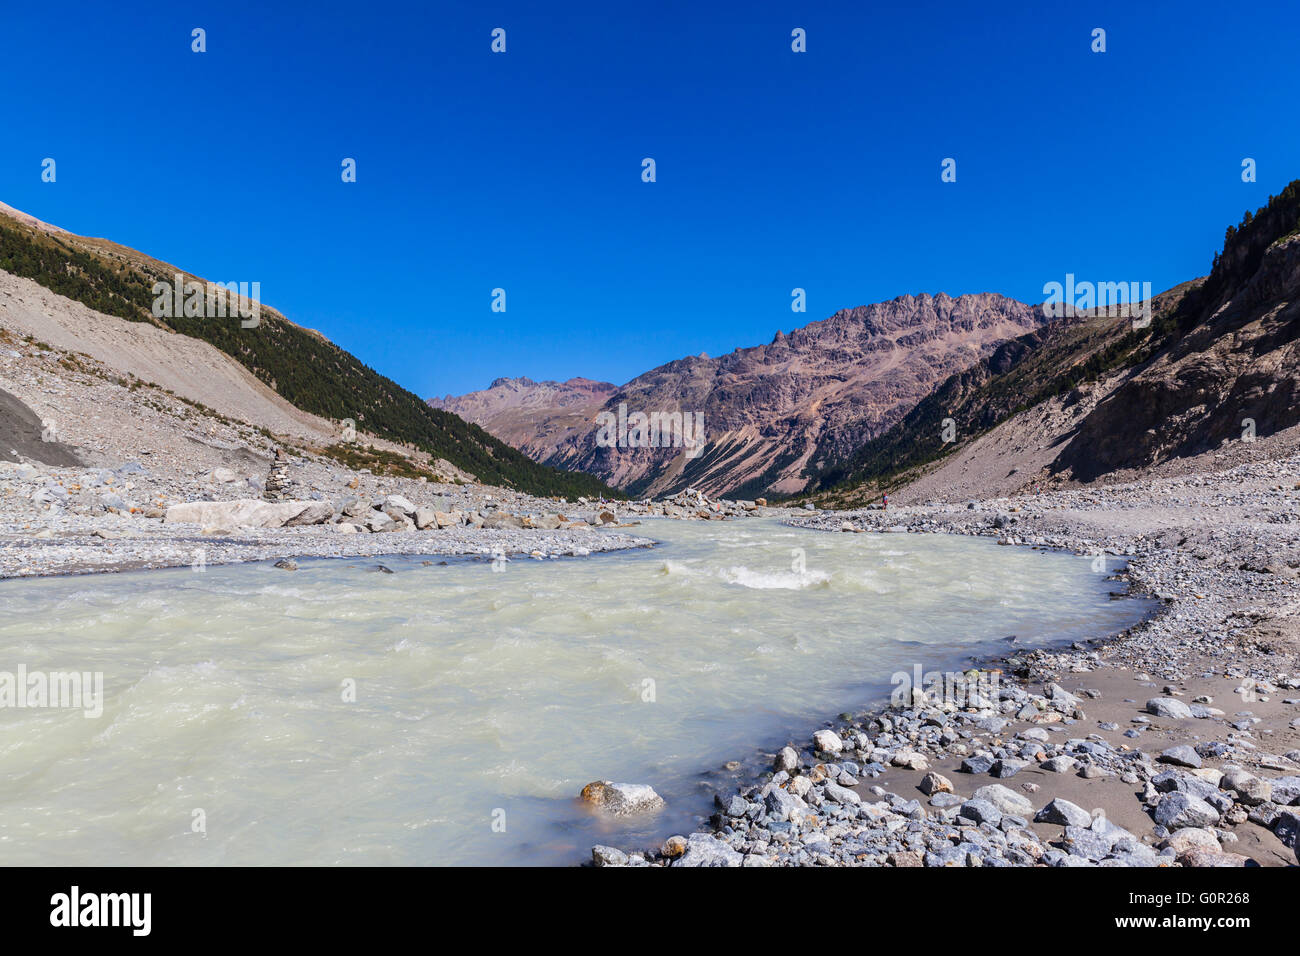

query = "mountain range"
5;179;1297;509
433;294;1047;499
431;180;1300;504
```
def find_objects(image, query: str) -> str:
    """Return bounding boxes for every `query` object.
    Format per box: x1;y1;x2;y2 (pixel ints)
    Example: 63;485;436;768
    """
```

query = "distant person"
882;492;888;511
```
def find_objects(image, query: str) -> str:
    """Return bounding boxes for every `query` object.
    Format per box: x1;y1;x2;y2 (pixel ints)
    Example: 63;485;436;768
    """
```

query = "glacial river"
0;519;1151;865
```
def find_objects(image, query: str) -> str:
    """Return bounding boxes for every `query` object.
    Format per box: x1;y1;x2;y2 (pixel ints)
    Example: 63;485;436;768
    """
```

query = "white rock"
579;781;665;815
164;499;332;529
384;494;417;515
971;783;1034;818
812;730;844;754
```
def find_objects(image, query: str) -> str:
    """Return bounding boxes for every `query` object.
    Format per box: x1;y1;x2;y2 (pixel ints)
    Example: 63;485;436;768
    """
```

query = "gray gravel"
595;454;1300;867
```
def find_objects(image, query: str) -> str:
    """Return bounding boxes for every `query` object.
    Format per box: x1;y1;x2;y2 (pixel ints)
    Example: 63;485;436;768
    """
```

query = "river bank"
1;458;789;578
594;456;1300;867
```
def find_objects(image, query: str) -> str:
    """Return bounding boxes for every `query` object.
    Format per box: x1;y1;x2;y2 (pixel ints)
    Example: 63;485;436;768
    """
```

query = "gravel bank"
594;456;1300;867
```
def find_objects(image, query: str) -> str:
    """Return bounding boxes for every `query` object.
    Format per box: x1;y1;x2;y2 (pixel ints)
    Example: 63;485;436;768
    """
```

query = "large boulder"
165;499;333;529
284;502;335;526
1035;797;1093;828
364;511;397;533
812;729;844;754
671;833;742;867
1146;697;1194;719
971;784;1034;818
774;746;799;773
384;494;417;515
578;781;665;816
482;512;525;530
340;497;369;518
1154;791;1220;830
1158;745;1203;769
1220;767;1272;806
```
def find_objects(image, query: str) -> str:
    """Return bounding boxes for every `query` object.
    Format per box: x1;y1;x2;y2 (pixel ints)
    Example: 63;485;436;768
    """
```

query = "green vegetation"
319;443;441;481
0;214;619;499
0;220;152;320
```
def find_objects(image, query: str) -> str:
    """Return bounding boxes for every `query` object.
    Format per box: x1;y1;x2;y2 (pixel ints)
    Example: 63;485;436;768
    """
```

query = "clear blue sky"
4;0;1298;398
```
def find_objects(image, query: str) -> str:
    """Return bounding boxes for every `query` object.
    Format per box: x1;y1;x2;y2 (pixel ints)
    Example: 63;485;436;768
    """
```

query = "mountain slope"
1051;183;1300;481
807;179;1300;505
430;376;617;461
0;203;616;499
437;293;1047;499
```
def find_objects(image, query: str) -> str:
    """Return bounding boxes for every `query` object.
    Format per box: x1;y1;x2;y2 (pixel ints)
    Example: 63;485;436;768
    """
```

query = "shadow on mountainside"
0;386;84;466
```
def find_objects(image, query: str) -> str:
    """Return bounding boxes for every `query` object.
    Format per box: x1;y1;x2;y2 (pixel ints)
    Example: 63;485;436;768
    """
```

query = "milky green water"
0;519;1150;865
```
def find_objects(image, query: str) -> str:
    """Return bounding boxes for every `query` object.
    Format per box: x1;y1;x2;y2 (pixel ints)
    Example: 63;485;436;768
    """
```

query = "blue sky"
3;0;1298;398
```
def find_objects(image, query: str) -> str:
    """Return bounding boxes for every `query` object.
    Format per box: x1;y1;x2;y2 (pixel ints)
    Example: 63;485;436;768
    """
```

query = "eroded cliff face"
1052;233;1300;482
435;293;1045;498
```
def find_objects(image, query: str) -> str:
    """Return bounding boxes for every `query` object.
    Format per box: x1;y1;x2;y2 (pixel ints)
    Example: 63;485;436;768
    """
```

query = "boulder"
284;501;335;526
1041;756;1077;774
991;758;1028;778
1159;828;1220;855
774;746;799;773
1146;697;1194;719
891;750;929;771
959;798;1002;826
1180;848;1250;867
660;835;688;859
919;772;953;795
1035;798;1092;828
1158;745;1203;769
1275;810;1300;851
165;499;332;529
1220;767;1271;806
1154;791;1220;830
1268;776;1300;806
384;494;417;515
812;730;844;754
591;845;628;867
579;781;665;816
672;833;742;867
971;784;1033;818
823;782;861;805
413;508;437;530
763;786;808;822
364;512;396;533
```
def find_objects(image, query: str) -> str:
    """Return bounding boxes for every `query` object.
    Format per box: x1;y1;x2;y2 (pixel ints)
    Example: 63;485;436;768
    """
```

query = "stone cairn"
263;448;291;501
